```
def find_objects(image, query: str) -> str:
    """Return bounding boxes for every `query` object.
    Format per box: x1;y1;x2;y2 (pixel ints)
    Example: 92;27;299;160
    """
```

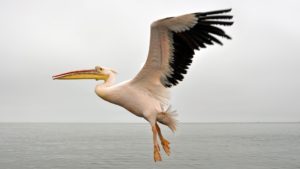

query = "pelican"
53;8;233;162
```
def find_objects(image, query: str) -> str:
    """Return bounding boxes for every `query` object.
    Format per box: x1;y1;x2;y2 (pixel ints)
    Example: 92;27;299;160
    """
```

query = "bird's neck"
95;73;116;98
103;73;116;87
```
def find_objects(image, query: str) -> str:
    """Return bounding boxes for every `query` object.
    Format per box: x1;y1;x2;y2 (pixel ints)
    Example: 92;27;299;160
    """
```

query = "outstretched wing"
131;9;233;93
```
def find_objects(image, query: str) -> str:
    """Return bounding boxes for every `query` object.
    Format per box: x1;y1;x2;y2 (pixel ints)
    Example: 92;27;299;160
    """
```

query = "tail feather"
157;106;178;132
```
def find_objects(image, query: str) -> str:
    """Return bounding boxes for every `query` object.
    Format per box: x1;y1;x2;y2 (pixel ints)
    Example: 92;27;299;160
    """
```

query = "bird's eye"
95;66;103;71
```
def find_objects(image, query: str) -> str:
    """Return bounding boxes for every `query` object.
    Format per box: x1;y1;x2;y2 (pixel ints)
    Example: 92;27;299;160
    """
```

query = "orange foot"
161;139;170;156
154;145;162;162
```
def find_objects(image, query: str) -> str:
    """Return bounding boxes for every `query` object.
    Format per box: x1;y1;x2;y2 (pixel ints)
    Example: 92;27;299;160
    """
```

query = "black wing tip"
163;8;233;88
207;8;232;14
226;35;232;40
201;21;234;26
196;8;233;17
198;15;234;21
222;8;232;13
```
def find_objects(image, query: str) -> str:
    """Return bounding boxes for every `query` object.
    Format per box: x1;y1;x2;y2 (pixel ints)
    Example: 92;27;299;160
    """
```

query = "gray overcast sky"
0;0;299;122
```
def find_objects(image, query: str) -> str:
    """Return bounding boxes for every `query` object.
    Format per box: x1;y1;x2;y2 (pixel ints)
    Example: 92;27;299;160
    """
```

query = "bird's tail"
157;105;178;132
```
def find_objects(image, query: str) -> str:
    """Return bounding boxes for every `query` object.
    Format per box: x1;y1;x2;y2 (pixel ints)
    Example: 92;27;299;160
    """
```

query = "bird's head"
52;66;117;81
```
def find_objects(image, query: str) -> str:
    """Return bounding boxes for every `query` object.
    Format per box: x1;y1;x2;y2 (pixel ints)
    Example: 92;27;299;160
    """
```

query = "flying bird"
53;8;233;162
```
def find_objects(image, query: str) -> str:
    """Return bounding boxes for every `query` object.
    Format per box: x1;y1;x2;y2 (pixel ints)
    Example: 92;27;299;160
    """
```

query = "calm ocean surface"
0;123;299;169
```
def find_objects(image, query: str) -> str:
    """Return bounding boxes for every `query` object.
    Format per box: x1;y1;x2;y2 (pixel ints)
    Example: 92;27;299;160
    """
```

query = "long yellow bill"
52;68;108;81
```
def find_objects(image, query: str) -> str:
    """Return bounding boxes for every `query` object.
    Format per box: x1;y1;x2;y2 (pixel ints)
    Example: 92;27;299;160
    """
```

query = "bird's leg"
152;125;162;162
156;123;171;156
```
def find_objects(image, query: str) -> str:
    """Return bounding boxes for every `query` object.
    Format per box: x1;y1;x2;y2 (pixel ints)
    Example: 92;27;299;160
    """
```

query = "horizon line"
0;121;299;124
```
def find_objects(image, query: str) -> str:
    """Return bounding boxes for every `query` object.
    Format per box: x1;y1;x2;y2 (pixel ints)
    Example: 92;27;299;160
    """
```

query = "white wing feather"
131;14;198;101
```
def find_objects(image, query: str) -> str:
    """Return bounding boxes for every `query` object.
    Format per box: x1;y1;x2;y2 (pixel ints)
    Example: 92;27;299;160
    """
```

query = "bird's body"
53;8;233;162
95;79;160;119
95;77;170;123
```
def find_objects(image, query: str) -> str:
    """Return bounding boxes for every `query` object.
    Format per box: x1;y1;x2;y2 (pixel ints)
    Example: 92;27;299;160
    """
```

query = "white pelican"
53;8;233;162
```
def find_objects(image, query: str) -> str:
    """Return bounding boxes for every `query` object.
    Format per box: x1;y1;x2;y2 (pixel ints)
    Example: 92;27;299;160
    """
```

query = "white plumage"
53;8;233;162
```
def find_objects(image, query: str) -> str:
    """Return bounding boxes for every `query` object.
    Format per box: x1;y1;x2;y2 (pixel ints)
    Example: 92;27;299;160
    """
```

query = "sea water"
0;123;299;169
